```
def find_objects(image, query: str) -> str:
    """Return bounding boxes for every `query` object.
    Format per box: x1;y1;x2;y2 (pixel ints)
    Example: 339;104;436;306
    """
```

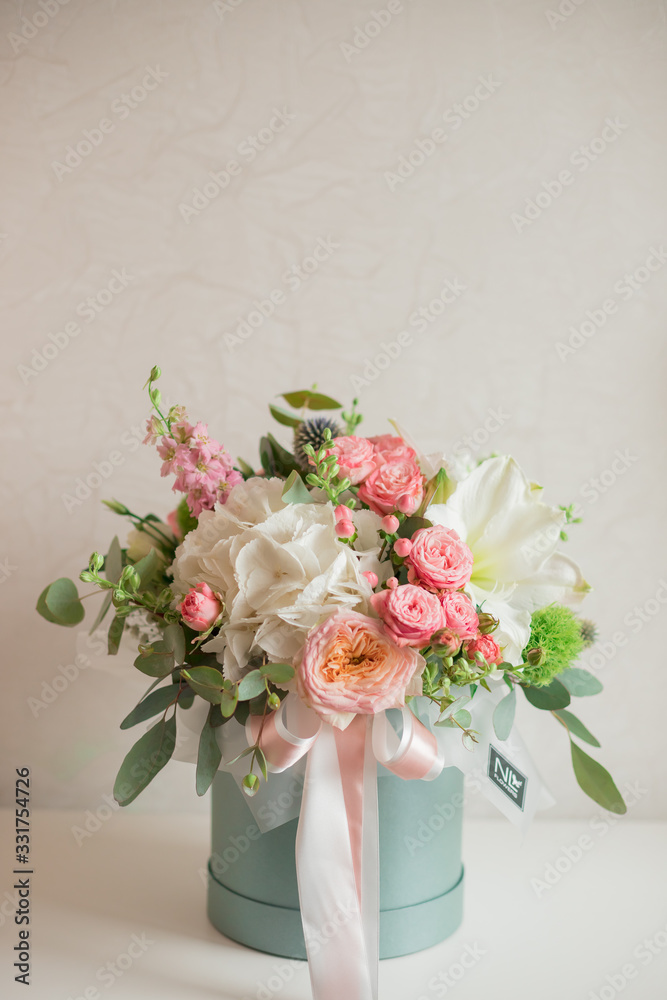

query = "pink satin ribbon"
246;698;444;1000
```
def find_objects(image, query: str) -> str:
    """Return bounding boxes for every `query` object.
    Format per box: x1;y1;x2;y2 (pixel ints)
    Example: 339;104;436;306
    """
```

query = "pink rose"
440;592;479;640
180;582;223;631
326;436;377;485
371;584;446;648
464;633;503;666
297;610;424;729
357;459;424;515
406;526;473;591
369;434;416;466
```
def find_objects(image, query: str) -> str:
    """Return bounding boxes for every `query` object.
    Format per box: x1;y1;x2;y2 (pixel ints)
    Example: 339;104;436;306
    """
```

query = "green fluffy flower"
521;604;584;687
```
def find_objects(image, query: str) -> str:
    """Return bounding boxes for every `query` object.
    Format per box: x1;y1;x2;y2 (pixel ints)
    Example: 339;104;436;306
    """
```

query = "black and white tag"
488;745;527;811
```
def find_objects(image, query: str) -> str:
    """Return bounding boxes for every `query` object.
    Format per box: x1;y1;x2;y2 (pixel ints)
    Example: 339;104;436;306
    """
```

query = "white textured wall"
1;0;665;820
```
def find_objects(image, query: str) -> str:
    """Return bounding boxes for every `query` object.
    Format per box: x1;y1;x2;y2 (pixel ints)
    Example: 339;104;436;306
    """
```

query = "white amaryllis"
427;456;588;665
170;477;382;679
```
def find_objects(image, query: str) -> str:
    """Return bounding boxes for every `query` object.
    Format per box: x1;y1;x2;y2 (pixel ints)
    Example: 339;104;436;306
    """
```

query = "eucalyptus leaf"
238;670;266;701
221;686;239;718
120;684;180;730
281;470;315;505
89;590;113;635
196;709;223;796
570;740;626;813
113;714;177;806
269;403;302;428
259;436;276;476
180;666;225;704
493;687;516;741
280;390;341;410
522;679;571;710
38;578;84;627
131;548;159;588
554;709;601;747
558;667;603;697
108;613;126;655
104;536;123;585
267;434;301;477
260;662;295;684
453;709;472;728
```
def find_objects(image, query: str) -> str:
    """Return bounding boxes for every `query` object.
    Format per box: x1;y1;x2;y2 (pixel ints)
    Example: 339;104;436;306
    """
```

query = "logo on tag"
488;745;526;810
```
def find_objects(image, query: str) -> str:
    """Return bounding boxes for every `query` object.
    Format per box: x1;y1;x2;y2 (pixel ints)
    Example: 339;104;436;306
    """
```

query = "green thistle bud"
580;619;598;647
293;417;343;470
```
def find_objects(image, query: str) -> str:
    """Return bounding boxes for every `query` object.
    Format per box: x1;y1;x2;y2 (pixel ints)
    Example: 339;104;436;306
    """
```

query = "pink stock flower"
357;459;424;516
371;584;446;648
297;610;424;729
326;436;377;485
180;582;223;631
150;411;242;518
406;526;473;592
439;591;479;640
464;633;503;666
369;434;416;466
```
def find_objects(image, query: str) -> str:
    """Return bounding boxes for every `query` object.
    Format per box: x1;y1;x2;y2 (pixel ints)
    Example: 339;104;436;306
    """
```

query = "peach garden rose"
296;610;425;729
370;584;446;648
406;525;473;592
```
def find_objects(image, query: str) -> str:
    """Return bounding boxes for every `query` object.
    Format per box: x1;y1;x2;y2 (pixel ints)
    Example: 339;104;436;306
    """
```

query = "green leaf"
281;390;341;410
180;666;225;704
120;684;180;730
493;687;516;741
453;709;472;728
259;436;276;476
236;456;255;478
570;740;626;814
282;470;316;505
523;679;571;710
238;670;266;701
269;403;302;428
209;703;229;728
176;497;198;537
554;709;601;747
162;623;186;664
260;662;295;684
89;590;113;635
397;516;432;539
220;685;239;717
558;667;603;697
255;747;268;782
108;613;126;655
113;714;177;806
105;536;123;584
267;433;301;477
37;578;85;627
196;708;223;796
131;548;159;588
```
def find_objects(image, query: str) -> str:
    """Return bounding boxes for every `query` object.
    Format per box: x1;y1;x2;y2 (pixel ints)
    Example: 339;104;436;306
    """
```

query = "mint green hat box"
207;765;465;959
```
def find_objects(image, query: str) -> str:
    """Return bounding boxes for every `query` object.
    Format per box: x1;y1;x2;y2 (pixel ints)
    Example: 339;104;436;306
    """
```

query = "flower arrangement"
38;366;625;815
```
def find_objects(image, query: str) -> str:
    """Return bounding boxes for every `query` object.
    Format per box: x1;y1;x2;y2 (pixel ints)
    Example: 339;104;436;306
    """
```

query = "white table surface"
1;809;665;1000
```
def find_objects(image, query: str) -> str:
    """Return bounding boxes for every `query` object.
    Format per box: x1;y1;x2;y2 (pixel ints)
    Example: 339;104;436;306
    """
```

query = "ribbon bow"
247;695;445;1000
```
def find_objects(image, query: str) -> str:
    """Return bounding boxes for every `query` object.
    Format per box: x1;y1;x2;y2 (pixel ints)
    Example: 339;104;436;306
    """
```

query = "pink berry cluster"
148;414;242;518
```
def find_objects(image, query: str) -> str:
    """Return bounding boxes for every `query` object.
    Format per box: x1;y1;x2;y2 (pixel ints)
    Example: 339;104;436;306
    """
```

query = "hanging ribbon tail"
249;702;446;1000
